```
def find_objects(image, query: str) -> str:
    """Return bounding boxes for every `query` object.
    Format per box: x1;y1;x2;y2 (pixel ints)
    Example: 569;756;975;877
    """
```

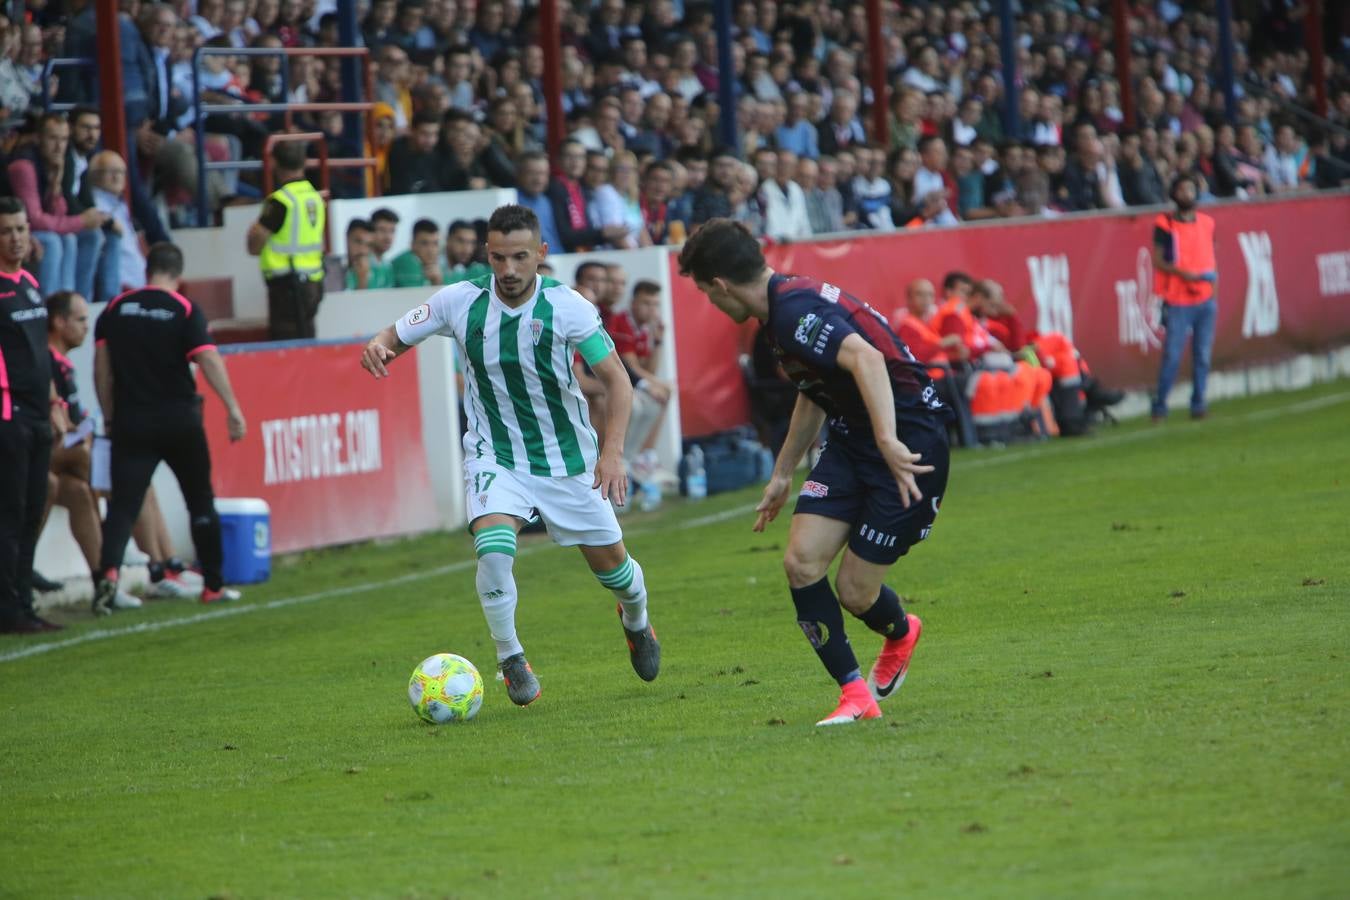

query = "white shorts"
464;457;623;548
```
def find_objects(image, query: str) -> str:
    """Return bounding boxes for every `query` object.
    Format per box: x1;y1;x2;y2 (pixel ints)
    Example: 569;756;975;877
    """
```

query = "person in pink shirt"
6;113;115;299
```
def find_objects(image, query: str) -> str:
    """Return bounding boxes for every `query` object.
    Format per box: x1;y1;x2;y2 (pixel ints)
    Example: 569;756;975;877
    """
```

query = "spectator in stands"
760;149;812;241
691;149;738;225
330;218;387;291
513;152;566;251
439;112;494;190
797;155;844;235
549;140;629;251
1119;130;1166;207
639;160;674;245
775;91;820;160
247;141;326;339
443;219;491;284
7;112;113;297
1264;122;1310;192
818;87;865;156
88;152;147;292
367;208;400;274
584;151;641;249
914;135;959;225
391;218;443;288
61;107;123;303
611;151;650;246
0;16;34;118
852;145;894;230
386;111;445;195
374;44;414;129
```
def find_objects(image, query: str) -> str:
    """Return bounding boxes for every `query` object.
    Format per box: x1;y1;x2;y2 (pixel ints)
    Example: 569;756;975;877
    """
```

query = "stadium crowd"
3;0;1347;254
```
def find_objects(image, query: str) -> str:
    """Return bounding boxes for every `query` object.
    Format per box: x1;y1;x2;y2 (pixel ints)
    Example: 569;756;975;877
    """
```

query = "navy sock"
854;584;909;640
147;561;166;584
789;577;861;685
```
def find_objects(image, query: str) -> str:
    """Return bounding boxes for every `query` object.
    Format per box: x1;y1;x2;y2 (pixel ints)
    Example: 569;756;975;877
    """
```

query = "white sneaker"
112;590;143;610
146;574;202;599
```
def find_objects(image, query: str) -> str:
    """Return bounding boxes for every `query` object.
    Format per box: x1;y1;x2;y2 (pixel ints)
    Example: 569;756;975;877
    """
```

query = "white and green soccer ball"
408;653;484;724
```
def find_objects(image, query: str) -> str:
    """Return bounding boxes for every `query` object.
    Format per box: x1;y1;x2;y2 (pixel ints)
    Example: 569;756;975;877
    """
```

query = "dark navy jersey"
49;347;86;426
95;287;215;414
766;273;951;438
0;268;51;423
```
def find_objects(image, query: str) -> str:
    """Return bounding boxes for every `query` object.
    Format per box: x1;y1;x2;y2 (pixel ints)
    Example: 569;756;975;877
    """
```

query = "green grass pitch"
2;383;1347;898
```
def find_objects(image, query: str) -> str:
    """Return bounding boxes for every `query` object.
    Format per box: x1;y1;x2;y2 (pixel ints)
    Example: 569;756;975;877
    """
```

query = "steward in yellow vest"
246;142;326;340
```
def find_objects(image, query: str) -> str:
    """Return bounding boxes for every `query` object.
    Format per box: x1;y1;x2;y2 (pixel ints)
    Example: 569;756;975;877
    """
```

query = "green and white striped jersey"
395;274;616;477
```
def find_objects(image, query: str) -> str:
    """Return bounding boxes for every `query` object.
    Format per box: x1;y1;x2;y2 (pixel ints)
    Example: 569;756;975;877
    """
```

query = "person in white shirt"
759;149;813;241
913;136;959;226
88;152;147;291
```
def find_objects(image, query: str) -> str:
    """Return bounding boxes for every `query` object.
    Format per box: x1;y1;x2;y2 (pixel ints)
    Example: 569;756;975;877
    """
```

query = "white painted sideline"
7;388;1345;666
4;502;759;665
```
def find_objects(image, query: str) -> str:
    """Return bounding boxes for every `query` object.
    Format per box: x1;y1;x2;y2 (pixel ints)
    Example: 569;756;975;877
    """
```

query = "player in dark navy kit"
0;197;69;634
92;242;248;614
679;219;951;725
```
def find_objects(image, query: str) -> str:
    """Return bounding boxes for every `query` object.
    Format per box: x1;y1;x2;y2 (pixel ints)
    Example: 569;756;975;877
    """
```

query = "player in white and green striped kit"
361;205;659;705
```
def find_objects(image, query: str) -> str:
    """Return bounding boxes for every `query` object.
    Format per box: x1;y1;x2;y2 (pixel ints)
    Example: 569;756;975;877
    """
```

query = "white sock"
596;555;648;631
474;527;523;661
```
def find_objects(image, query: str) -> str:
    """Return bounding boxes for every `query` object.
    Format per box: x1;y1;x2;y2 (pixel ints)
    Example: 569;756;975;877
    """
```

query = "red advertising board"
197;341;439;552
670;192;1350;438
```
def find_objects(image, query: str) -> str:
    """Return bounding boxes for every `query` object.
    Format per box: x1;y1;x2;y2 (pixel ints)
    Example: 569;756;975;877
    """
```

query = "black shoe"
1;615;46;635
31;571;63;593
617;604;661;682
27;614;64;632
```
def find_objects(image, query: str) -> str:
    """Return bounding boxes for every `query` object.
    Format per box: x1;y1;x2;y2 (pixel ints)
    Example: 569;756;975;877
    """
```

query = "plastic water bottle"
685;445;707;501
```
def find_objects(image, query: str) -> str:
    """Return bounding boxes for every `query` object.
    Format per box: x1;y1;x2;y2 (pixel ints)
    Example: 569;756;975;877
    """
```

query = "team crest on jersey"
800;480;829;498
477;493;488;507
530;319;544;345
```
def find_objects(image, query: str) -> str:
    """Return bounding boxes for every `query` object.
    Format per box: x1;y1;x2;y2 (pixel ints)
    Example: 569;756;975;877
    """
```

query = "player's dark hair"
574;261;607;284
412;218;439;236
632;279;660;297
46;290;80;321
346;217;372;235
0;196;25;217
146;242;185;279
486;204;540;238
371;208;400;225
270;140;308;172
447;218;475;234
942;270;973;292
678;219;766;286
70;106;100;124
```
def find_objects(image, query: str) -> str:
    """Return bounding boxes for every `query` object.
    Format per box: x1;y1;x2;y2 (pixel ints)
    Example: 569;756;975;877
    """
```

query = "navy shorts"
794;427;949;565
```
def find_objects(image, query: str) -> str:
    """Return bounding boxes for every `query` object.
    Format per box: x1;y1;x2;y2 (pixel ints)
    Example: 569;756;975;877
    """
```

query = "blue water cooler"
216;498;271;584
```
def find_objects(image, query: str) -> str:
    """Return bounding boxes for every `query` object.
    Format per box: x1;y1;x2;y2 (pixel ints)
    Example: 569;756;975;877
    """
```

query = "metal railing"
191;45;378;226
40;57;95;113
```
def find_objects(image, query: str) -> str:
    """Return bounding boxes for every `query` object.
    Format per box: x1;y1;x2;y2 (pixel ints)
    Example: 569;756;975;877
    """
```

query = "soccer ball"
408;653;484;724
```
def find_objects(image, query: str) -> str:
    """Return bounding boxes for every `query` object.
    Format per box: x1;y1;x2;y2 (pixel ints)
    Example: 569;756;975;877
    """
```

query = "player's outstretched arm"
361;326;412;379
836;334;933;508
754;393;825;532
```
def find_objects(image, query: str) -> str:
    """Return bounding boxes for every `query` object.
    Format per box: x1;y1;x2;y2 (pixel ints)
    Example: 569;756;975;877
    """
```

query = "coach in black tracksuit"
0;198;68;634
92;242;248;614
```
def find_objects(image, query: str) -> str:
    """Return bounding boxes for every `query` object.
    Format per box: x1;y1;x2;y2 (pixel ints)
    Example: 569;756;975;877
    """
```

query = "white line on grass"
0;502;761;665
4;390;1342;665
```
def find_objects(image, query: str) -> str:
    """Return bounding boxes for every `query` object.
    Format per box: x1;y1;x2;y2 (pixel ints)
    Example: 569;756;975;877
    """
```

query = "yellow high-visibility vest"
259;179;325;282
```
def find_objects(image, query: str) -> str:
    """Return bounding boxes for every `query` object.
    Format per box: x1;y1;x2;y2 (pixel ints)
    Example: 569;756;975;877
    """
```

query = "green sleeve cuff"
578;329;616;365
